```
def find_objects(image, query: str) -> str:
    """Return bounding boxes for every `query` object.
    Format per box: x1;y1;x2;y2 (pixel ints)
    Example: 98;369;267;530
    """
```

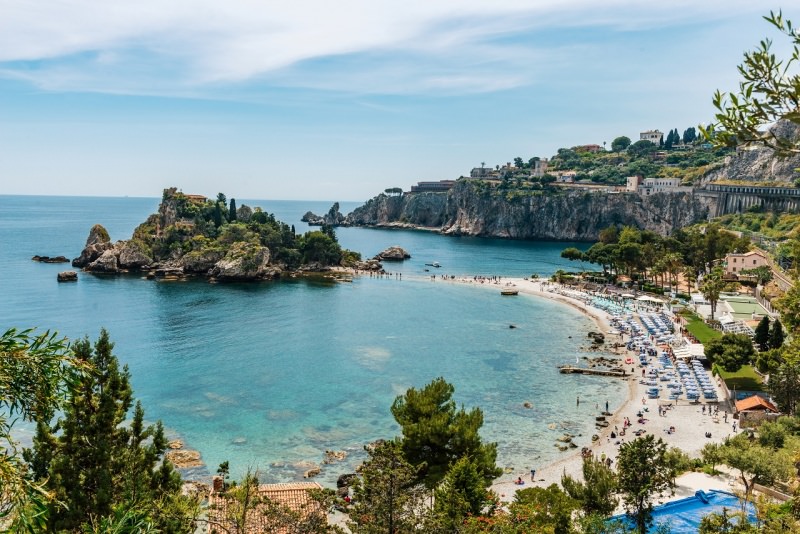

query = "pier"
558;366;628;378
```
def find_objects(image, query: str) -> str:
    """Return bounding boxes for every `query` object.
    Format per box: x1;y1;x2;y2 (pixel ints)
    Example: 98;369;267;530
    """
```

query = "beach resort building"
735;395;780;427
724;249;769;276
207;480;325;533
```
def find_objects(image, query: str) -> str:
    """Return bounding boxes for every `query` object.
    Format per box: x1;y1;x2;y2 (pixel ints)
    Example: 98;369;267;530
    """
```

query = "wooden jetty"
558;366;627;378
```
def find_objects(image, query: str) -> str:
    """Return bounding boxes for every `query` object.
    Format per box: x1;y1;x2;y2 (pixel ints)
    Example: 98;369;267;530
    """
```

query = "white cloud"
0;0;769;96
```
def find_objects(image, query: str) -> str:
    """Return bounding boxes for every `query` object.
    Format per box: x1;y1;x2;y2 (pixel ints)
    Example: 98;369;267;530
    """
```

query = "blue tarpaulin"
610;490;756;533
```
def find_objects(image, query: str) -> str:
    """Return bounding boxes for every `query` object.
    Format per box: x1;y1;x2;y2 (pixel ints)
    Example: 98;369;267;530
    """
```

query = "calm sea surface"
0;195;624;485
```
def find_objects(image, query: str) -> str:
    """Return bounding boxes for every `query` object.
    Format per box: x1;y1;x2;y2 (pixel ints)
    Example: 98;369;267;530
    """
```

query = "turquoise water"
0;195;624;485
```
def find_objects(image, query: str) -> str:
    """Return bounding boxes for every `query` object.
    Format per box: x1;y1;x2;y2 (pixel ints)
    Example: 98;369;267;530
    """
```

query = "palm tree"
683;266;697;295
701;268;726;321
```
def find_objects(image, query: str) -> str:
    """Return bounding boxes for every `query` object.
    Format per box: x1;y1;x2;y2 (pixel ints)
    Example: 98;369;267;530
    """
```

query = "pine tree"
770;319;785;350
229;198;237;222
25;329;196;531
754;316;771;351
391;377;502;489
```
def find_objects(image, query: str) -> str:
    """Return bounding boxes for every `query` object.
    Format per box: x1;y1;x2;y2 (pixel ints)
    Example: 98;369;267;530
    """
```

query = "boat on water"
425;262;441;268
500;289;519;296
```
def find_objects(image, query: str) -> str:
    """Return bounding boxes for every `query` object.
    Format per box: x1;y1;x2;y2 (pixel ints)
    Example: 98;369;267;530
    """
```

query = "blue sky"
0;1;789;201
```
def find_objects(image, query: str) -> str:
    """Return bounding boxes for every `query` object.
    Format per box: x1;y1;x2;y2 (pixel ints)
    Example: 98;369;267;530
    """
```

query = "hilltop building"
410;180;457;193
640;129;664;144
470;167;494;178
575;144;602;153
637;177;691;196
626;175;643;192
531;158;549;177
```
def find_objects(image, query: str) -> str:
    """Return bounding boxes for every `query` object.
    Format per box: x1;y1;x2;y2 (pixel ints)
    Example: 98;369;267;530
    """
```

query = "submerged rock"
57;271;78;282
33;255;70;263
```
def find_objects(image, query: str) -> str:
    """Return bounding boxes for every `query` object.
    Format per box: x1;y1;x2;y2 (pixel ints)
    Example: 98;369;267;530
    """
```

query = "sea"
0;194;625;485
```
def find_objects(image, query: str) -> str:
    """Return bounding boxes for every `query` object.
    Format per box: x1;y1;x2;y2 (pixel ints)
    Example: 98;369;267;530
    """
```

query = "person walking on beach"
605;400;609;412
530;469;536;482
577;396;580;407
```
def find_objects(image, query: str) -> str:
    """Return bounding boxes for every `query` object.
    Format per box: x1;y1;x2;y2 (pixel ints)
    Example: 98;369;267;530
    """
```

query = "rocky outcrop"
181;249;225;274
208;243;275;281
118;241;153;270
72;224;113;267
375;246;411;261
347;192;448;228
57;271;78;282
345;181;711;241
32;255;70;263
702;120;800;185
86;249;120;273
302;202;347;226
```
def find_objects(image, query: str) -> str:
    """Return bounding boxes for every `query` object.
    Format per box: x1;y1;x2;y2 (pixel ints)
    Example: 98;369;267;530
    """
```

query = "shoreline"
417;274;731;501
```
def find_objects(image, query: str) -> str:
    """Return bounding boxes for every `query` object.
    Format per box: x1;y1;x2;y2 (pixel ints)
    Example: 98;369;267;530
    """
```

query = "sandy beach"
422;274;734;502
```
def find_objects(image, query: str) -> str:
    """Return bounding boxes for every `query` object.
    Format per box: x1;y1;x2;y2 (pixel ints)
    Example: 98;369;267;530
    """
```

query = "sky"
0;1;792;201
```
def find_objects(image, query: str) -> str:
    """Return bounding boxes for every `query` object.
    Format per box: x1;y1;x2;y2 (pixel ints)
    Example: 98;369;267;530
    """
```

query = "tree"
719;433;793;509
561;247;586;271
513;157;524;168
298;231;342;266
704;334;756;373
754;316;771;351
769;318;785;350
683;127;697;144
561;455;618;516
433;456;493;530
699;508;759;533
391;377;502;489
510;485;578;534
213;202;223;228
776;281;800;334
229;198;237;222
739;266;772;286
347;441;430;534
611;136;631;152
616;435;674;534
683;266;698;295
703;11;800;157
0;328;87;529
702;268;726;321
24;329;196;532
217;192;227;205
769;352;800;415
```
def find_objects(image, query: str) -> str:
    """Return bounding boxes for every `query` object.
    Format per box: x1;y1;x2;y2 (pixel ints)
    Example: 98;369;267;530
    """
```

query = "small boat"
425;262;441;268
500;289;519;296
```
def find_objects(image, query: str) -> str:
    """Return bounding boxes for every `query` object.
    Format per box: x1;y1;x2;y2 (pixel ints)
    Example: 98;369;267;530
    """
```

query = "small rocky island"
71;188;375;281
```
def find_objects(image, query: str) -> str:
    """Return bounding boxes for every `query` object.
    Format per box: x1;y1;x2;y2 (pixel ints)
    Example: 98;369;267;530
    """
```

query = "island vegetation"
72;187;363;281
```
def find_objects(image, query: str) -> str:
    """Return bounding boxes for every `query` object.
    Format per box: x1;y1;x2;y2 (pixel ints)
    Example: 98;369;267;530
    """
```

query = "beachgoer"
733;422;737;432
516;477;524;485
605;400;609;412
531;469;536;481
577;396;580;406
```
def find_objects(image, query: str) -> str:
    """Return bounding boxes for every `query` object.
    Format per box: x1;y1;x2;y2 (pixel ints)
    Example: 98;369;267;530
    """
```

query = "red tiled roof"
207;481;324;533
735;395;778;413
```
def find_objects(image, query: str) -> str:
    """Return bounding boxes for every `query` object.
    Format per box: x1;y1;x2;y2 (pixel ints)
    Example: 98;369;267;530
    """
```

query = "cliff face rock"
181;249;225;274
347;193;448;227
346;181;711;241
72;224;113;267
209;243;274;281
118;241;154;270
87;249;120;273
702;121;800;185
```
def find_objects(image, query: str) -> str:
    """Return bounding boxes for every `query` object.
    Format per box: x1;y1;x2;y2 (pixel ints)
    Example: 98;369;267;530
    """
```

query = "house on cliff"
724;249;769;277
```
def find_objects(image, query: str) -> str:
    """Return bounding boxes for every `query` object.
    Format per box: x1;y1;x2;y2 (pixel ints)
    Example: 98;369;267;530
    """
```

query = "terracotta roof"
735;395;778;413
207;481;325;533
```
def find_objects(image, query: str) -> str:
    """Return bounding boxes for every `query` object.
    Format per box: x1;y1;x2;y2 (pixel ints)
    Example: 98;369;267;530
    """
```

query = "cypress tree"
770;319;785;350
213;202;223;227
229;198;237;222
754;316;771;351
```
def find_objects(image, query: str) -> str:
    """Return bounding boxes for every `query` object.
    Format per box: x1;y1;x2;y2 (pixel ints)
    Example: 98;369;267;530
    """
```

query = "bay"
0;194;623;485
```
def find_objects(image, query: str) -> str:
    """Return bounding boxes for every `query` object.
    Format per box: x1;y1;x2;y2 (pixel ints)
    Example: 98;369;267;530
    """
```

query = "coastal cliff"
344;180;711;241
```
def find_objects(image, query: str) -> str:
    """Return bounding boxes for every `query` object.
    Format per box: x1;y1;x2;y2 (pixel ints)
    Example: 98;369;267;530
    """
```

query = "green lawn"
716;365;765;392
682;312;722;344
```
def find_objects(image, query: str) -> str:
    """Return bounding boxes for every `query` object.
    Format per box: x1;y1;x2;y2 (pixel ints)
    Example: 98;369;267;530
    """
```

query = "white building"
640;130;663;144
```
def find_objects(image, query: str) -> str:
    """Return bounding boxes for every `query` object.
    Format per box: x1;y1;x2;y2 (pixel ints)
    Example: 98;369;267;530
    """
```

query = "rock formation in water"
72;187;356;281
343;181;711;241
302;202;347;226
374;245;411;261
